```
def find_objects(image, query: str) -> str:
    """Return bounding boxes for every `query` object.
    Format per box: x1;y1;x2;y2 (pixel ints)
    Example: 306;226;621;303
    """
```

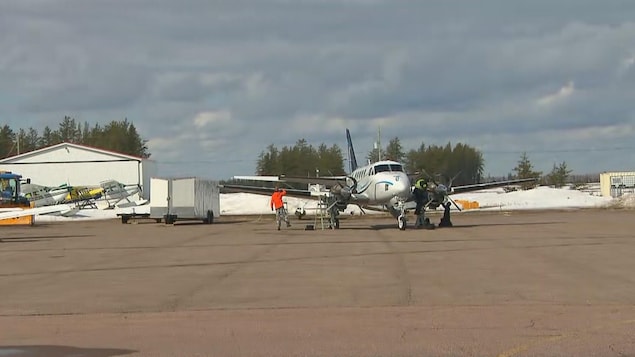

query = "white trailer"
149;177;220;224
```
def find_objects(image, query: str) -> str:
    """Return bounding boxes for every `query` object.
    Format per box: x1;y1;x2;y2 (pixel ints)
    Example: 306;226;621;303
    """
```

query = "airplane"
19;179;143;210
21;183;71;207
99;180;144;208
221;129;535;230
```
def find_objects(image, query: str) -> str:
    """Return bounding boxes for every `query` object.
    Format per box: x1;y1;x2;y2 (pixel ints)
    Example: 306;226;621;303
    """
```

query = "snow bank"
454;186;614;211
32;186;627;222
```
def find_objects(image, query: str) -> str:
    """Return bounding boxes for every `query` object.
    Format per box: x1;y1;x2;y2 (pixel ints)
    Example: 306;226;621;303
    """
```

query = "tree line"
255;137;486;186
255;137;577;188
0;116;150;159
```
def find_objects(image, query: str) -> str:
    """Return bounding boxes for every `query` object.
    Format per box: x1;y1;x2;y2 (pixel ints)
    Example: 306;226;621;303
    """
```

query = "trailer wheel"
204;210;214;224
164;214;176;225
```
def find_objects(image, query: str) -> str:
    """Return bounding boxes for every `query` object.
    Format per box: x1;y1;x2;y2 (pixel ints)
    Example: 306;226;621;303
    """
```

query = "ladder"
314;195;329;230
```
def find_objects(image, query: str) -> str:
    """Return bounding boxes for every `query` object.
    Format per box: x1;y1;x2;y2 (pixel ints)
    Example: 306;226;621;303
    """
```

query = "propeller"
420;169;463;212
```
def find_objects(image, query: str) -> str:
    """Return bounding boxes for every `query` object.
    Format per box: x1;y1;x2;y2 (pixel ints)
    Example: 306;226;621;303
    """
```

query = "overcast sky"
2;0;635;179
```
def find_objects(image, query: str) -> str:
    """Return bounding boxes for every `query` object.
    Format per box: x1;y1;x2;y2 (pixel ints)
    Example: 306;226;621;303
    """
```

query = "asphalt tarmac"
1;209;634;356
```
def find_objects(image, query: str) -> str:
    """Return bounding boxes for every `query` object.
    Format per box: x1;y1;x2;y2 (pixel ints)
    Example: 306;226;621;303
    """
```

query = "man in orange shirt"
271;186;290;230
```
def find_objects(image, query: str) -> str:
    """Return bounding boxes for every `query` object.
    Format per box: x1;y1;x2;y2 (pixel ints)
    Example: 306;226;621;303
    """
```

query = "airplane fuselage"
346;160;411;206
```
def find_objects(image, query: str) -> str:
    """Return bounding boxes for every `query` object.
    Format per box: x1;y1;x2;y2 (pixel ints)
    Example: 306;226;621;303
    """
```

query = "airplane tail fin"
346;128;358;173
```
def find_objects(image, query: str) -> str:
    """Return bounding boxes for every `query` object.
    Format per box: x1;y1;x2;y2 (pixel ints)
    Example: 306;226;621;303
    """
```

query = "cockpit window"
390;164;404;172
373;164;404;173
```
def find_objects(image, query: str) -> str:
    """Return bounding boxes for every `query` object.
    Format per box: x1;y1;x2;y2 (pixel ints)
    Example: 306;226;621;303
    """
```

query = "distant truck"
149;177;220;224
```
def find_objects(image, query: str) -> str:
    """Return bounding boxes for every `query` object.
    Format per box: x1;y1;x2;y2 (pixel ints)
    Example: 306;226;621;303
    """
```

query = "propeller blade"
448;196;462;212
448;171;462;188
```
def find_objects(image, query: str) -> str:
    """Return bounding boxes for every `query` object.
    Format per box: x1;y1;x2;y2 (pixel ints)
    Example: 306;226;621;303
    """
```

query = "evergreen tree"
40;126;60;147
405;141;484;186
316;143;345;176
58;116;80;143
98;119;150;158
24;128;41;153
546;161;572;188
513;152;541;189
16;128;38;154
405;142;426;174
80;121;91;145
0;118;151;158
256;141;345;177
257;144;280;175
0;125;16;158
366;144;381;164
384;137;405;162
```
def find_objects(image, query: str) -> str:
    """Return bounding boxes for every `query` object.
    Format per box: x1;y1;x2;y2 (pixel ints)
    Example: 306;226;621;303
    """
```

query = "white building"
0;142;157;199
599;171;635;197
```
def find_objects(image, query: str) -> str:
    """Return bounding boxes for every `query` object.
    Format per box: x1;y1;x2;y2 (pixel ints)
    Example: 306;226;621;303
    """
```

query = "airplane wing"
220;184;317;198
450;178;537;194
232;175;348;187
0;204;75;220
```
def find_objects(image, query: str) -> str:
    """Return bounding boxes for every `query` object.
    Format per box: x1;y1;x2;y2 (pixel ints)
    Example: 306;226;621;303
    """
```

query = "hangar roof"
0;142;147;163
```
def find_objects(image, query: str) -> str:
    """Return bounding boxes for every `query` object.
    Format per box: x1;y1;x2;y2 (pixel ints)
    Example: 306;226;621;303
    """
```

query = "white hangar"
0;142;157;199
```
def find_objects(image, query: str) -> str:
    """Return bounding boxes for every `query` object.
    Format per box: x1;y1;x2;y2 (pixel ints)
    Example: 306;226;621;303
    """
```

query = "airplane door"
370;180;376;201
368;167;377;201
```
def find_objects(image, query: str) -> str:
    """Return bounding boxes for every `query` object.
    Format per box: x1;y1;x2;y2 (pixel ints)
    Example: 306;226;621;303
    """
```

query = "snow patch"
31;186;630;222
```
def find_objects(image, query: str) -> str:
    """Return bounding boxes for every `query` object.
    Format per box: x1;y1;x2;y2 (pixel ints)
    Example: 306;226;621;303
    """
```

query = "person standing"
271;186;291;230
413;178;433;229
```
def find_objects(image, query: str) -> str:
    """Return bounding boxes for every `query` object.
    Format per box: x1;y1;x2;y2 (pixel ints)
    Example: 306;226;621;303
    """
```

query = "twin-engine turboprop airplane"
221;129;534;230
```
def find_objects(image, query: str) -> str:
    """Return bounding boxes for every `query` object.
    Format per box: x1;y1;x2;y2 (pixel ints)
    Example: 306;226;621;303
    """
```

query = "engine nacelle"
426;183;450;209
330;183;353;201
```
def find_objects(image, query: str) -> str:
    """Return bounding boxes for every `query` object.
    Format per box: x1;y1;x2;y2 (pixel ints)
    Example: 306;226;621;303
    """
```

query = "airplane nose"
394;179;410;198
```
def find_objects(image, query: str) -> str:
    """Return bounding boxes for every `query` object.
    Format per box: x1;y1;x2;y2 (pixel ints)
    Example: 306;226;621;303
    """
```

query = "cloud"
537;81;575;106
193;111;232;128
2;0;635;178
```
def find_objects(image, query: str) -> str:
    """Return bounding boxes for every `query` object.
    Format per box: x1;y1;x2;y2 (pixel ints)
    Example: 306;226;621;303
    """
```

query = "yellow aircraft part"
454;199;480;210
0;202;35;226
0;214;34;226
65;187;104;201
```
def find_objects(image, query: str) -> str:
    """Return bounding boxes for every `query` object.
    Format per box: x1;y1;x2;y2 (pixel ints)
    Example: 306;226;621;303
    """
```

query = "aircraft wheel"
398;215;406;230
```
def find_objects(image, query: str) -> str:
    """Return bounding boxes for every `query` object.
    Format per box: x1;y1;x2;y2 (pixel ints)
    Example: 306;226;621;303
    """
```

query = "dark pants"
413;188;428;215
